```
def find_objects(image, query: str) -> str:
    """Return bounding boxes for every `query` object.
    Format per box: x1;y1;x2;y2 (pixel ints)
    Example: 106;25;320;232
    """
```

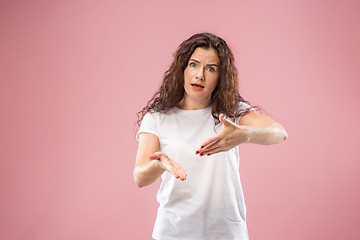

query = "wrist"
235;125;251;144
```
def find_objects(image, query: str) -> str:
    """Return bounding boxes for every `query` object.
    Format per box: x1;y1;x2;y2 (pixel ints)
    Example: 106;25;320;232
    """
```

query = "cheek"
184;68;194;80
208;75;219;89
183;69;190;83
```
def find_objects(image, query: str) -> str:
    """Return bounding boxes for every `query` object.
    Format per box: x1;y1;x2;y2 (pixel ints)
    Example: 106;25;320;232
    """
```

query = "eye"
189;62;196;67
207;67;215;72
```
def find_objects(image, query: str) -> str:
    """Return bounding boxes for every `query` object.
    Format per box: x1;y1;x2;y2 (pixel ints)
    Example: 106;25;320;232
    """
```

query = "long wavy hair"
136;32;259;127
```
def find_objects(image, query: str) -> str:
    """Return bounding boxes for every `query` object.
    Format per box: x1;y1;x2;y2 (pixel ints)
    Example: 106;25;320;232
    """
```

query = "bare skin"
134;133;188;188
133;47;287;187
196;112;288;156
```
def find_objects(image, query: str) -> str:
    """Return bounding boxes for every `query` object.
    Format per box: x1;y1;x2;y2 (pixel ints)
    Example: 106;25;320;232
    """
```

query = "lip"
190;83;205;91
191;83;204;88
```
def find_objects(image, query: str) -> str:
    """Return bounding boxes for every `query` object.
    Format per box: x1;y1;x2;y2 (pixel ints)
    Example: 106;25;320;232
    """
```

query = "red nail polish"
196;151;199;154
200;153;203;156
201;145;204;149
207;154;210;156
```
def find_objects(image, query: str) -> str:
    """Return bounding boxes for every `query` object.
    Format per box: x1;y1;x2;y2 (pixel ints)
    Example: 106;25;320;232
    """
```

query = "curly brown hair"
136;32;259;127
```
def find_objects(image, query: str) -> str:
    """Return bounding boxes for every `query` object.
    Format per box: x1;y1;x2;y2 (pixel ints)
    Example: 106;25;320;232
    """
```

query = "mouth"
191;83;204;88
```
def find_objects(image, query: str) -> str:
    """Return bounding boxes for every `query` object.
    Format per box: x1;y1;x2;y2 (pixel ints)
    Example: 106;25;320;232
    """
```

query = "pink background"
1;0;359;239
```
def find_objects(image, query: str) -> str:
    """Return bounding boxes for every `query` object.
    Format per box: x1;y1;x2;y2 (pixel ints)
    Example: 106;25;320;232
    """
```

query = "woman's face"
183;47;220;104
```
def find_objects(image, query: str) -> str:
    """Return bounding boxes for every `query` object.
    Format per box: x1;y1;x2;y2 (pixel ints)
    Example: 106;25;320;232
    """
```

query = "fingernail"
200;153;203;156
201;145;204;149
196;151;199;154
207;154;210;156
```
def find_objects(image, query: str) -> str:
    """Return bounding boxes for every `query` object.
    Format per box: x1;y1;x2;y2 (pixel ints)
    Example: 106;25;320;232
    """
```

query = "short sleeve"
236;101;256;124
136;112;160;142
238;101;255;112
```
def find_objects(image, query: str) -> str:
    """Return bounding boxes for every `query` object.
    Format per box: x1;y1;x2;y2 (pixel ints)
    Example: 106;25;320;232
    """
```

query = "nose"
195;67;204;81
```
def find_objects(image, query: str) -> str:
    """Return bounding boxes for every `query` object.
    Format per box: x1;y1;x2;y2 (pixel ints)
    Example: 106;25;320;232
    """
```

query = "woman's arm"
196;111;288;156
238;110;288;145
134;133;187;188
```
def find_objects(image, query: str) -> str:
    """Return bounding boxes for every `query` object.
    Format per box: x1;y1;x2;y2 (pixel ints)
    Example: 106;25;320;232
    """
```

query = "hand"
196;113;249;156
150;152;187;181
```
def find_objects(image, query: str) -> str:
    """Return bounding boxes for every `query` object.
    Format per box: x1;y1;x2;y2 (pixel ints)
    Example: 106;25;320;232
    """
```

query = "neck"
176;97;211;110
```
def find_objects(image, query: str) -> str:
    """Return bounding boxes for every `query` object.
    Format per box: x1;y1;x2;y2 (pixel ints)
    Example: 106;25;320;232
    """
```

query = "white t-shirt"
136;102;253;240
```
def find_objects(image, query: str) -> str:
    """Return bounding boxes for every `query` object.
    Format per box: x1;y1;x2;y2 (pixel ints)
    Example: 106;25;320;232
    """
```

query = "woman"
134;32;287;240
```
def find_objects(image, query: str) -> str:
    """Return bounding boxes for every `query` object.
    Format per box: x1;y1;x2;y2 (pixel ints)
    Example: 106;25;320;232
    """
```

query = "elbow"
134;177;146;188
270;124;288;145
279;123;288;142
133;168;145;188
135;180;145;188
276;127;288;144
283;129;288;141
133;168;152;188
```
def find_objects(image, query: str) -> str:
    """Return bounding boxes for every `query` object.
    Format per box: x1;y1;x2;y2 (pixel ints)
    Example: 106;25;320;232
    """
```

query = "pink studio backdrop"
1;0;359;239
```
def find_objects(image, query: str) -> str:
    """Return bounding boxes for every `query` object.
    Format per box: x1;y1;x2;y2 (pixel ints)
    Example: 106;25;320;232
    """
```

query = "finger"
170;161;180;178
166;163;179;178
169;160;187;180
177;167;187;181
220;113;234;127
173;163;187;181
219;113;227;126
149;154;158;160
201;145;221;155
198;141;220;155
199;135;221;151
205;148;224;156
149;151;164;160
219;113;231;127
168;161;180;178
151;154;187;181
155;155;174;173
174;167;187;181
197;140;220;155
200;143;225;155
201;141;236;155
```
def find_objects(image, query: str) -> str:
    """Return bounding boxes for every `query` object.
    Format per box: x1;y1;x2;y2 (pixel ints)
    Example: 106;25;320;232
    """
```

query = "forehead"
190;47;220;63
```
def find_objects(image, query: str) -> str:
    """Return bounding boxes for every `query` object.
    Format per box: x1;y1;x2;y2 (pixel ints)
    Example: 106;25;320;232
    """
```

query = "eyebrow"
189;59;218;67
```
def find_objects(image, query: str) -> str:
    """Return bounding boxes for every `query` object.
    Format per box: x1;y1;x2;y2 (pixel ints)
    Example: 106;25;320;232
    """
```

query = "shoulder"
234;101;255;124
237;101;253;111
142;107;177;123
143;110;160;118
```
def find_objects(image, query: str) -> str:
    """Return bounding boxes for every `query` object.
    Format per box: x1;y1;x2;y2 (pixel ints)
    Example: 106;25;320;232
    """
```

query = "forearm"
243;123;288;145
133;159;165;188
